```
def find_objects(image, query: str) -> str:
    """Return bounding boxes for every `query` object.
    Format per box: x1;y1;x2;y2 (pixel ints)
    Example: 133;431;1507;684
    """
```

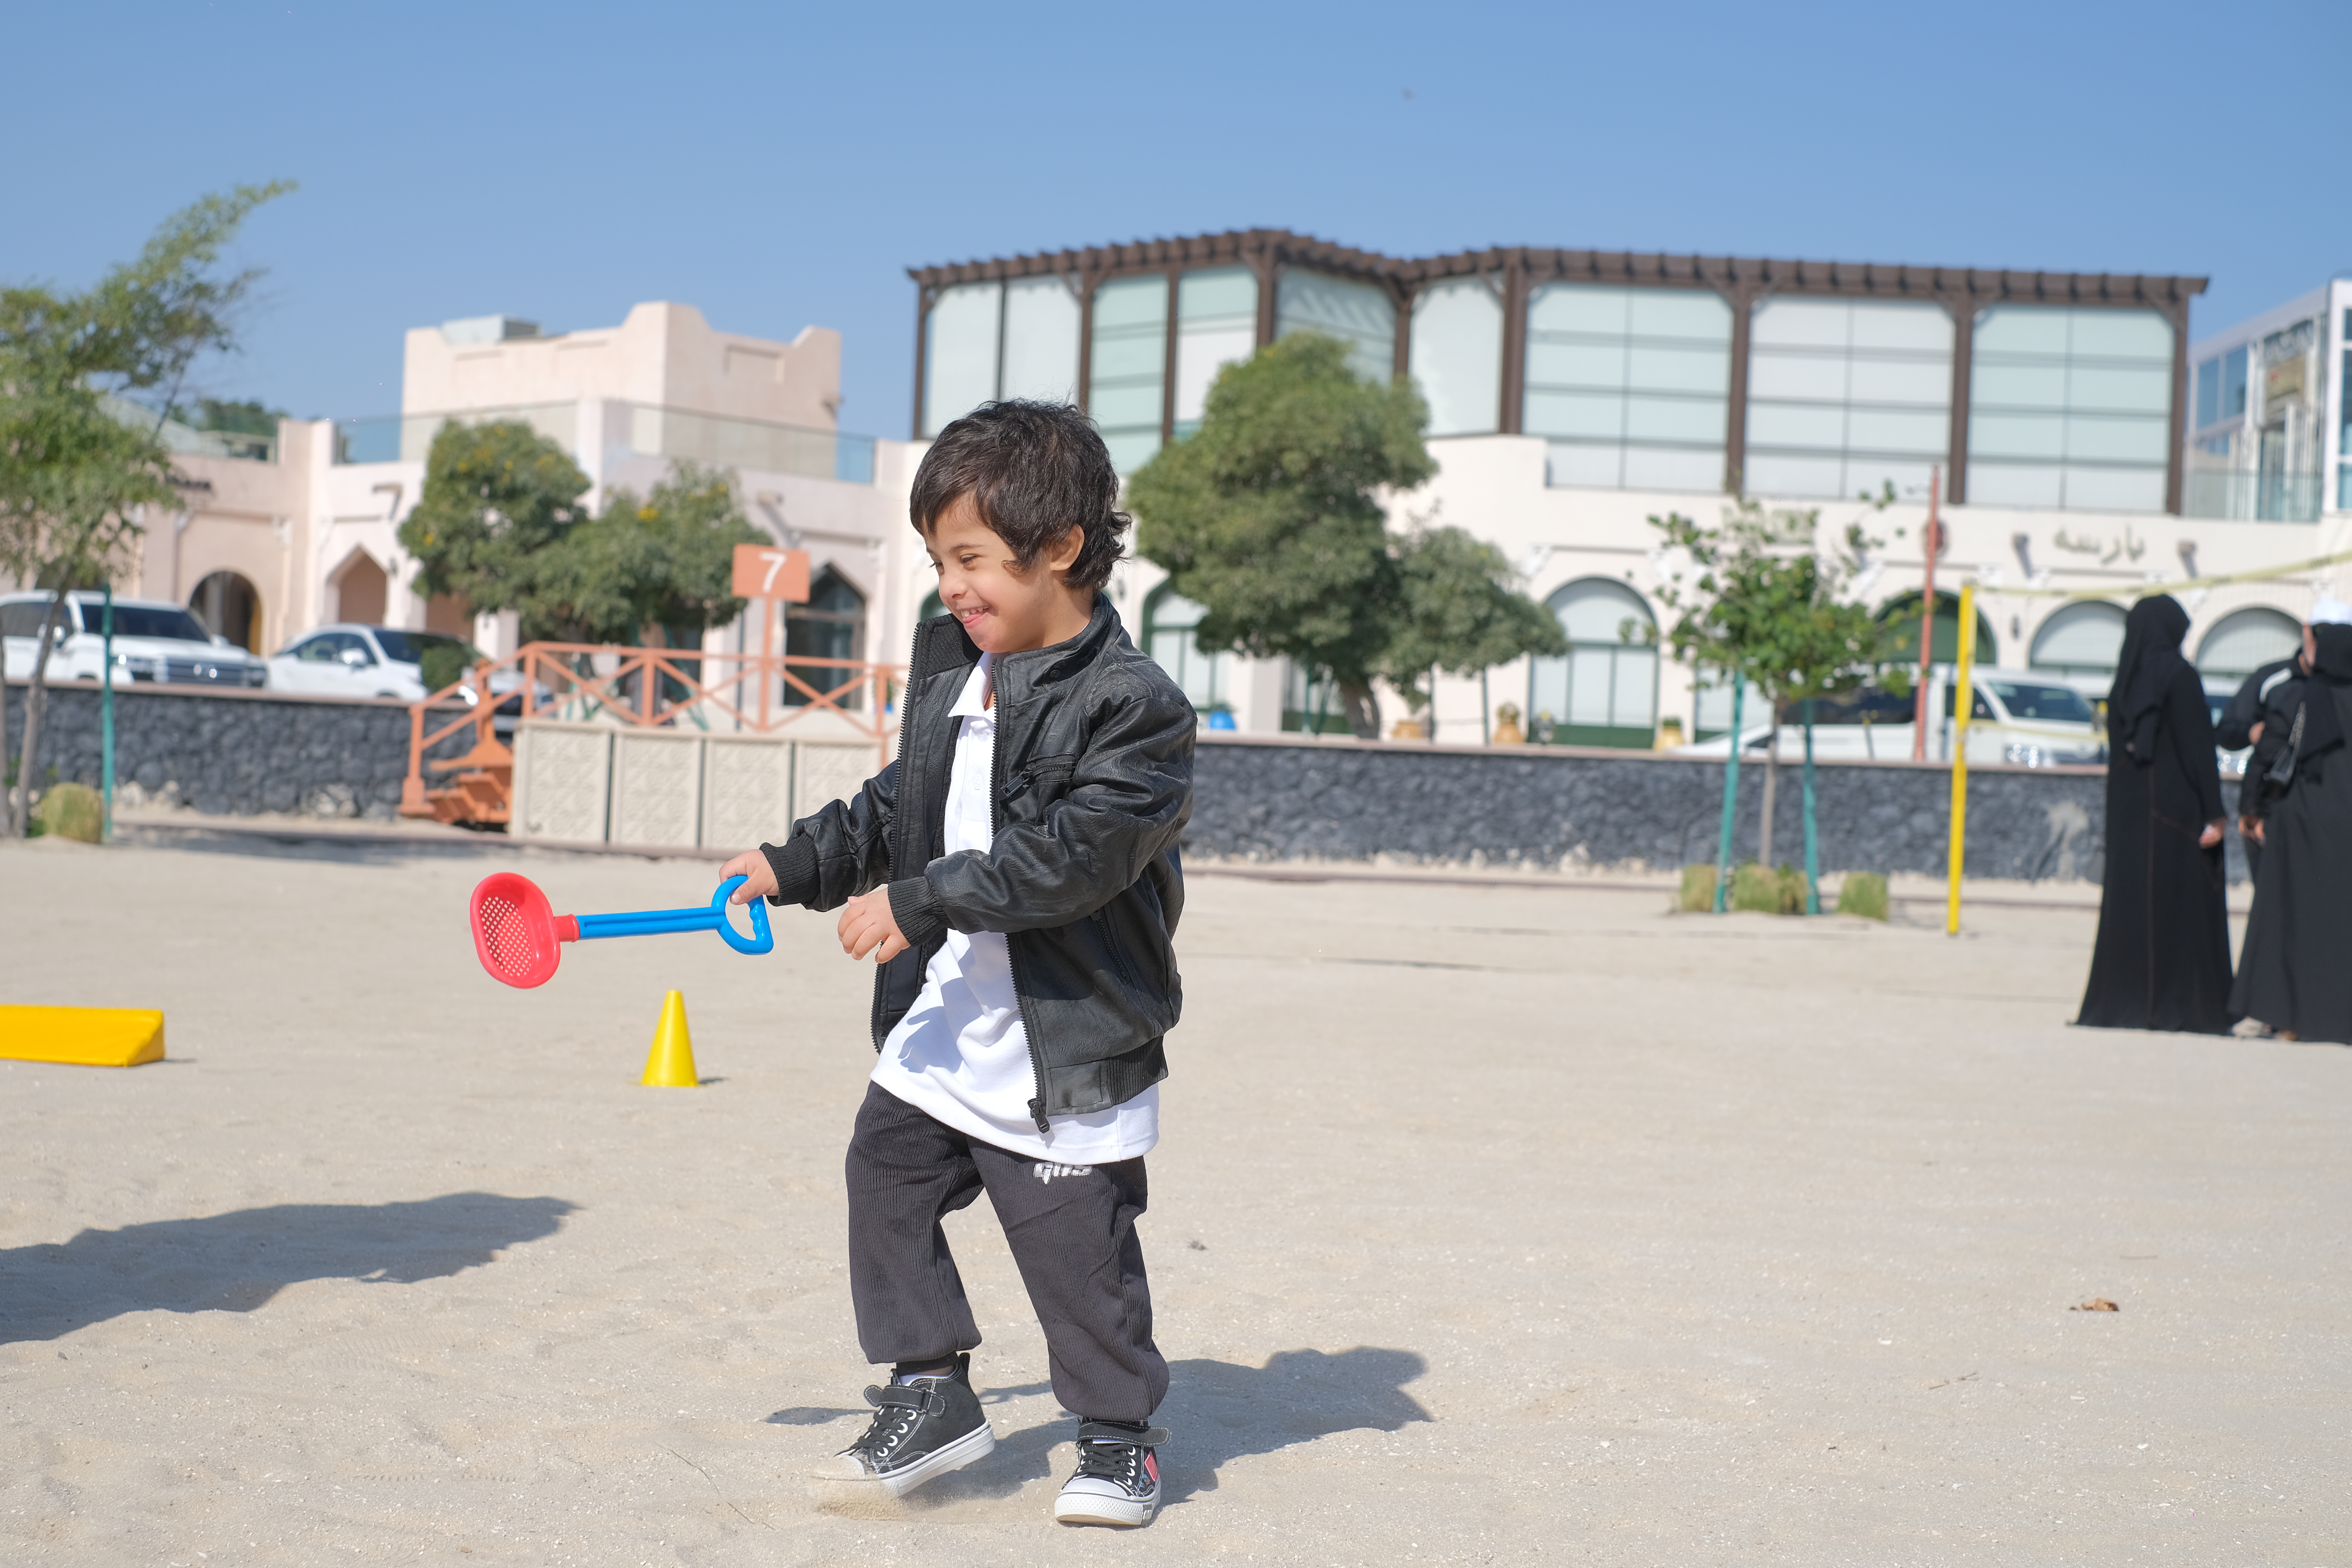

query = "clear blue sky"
5;1;2344;438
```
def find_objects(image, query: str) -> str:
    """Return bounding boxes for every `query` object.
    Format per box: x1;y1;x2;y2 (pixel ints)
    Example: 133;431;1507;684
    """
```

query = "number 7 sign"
732;544;810;603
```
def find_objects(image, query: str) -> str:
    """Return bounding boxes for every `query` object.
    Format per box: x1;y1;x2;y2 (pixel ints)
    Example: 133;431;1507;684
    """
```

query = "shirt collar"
949;653;992;719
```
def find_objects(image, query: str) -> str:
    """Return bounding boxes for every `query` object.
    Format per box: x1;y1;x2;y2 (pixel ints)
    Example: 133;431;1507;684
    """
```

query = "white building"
911;231;2352;741
2183;279;2352;526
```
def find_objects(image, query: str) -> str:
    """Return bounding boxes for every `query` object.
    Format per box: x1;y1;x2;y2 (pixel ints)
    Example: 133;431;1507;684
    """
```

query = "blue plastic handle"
573;876;773;956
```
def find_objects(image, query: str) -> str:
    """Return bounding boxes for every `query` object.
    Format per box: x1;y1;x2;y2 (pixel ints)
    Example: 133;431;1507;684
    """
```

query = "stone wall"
5;684;2251;885
1187;735;2249;885
3;680;470;819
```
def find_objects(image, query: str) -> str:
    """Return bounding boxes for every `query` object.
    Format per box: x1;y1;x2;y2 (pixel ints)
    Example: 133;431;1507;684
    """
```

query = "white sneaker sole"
1055;1487;1158;1527
813;1422;996;1499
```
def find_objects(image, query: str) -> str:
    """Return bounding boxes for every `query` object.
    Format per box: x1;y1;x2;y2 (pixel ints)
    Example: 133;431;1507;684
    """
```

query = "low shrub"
34;782;104;844
1837;870;1890;921
1678;864;1717;912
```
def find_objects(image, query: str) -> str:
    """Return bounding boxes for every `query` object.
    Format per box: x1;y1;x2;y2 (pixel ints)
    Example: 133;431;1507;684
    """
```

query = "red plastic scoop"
470;872;579;988
467;871;772;989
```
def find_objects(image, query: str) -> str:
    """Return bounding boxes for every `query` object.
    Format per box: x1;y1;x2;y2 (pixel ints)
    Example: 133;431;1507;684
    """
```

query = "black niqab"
2107;595;2193;764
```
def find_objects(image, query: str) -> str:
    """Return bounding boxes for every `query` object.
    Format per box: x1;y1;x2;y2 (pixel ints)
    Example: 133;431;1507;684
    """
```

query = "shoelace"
848;1406;917;1462
1075;1439;1145;1488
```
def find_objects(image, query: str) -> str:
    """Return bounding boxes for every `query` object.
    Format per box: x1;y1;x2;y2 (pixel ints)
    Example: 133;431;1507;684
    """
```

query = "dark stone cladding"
1185;734;2250;887
3;680;474;820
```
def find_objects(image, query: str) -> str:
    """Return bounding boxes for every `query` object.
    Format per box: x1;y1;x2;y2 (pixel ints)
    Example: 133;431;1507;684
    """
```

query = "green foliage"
1678;863;1717;912
1;183;291;838
399;420;591;617
1650;497;1896;718
528;462;764;643
1129;333;1559;736
177;397;288;436
1381;525;1566;713
418;643;472;695
34;782;103;844
1836;870;1890;921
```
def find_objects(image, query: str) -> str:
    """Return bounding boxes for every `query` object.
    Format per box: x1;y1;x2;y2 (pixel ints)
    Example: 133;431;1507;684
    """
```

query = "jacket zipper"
988;653;1054;1133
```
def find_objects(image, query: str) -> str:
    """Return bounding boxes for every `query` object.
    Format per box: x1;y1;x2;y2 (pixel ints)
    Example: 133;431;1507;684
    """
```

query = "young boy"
718;400;1195;1528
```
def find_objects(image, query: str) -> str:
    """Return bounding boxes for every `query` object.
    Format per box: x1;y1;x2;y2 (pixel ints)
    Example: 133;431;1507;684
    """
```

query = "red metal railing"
400;642;902;826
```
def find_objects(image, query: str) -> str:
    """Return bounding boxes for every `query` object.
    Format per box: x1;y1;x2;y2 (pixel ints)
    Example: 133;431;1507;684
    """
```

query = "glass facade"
1526;578;1658;746
2027;600;2127;678
1000;277;1081;403
914;235;2200;518
1409;278;1502;437
1745;299;1952;502
1525;285;1731;491
1276;269;1394;384
922;282;1001;438
1968;306;2172;513
921;277;1082;438
1089;276;1169;474
1173;268;1259;436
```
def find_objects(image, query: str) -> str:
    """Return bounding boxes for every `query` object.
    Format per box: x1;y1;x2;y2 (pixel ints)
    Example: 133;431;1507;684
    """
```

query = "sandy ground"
2;827;2346;1566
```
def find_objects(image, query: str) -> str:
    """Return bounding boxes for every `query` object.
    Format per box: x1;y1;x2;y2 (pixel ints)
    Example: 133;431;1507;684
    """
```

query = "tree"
1651;498;1895;908
528;461;765;644
398;419;593;621
1380;524;1566;730
0;182;292;837
1129;332;1560;738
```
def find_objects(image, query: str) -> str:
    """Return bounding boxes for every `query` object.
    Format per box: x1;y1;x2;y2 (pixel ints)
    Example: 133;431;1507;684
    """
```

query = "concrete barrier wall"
508;721;878;849
1188;734;2249;885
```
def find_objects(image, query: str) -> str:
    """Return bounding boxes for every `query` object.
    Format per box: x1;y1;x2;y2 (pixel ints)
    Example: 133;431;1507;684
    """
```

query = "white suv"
1672;666;2107;767
0;592;268;688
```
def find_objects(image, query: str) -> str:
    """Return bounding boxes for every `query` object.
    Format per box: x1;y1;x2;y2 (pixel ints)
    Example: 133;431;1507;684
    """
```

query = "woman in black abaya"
2076;594;2233;1033
2230;622;2352;1042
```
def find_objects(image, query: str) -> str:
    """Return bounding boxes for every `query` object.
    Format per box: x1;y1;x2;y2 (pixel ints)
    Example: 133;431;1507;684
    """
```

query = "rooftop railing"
332;398;877;485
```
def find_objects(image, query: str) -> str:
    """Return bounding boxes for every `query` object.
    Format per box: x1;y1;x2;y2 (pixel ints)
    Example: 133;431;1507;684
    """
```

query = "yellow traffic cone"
640;990;699;1087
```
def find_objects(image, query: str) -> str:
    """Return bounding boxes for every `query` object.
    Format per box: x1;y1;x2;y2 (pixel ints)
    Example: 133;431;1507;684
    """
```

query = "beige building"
43;303;917;704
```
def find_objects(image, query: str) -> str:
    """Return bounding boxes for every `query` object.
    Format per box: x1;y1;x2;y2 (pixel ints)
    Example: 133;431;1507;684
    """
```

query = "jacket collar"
909;594;1116;706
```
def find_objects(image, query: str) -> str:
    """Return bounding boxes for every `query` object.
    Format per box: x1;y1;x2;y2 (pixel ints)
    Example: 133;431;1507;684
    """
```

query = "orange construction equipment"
400;642;902;828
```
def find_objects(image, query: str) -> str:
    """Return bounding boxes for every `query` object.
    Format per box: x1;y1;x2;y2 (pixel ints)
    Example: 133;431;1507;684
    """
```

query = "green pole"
1801;696;1820;914
101;584;115;844
1712;675;1744;913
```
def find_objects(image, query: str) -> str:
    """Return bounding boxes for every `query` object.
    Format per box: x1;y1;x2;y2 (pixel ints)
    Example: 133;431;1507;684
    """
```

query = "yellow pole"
1945;582;1978;936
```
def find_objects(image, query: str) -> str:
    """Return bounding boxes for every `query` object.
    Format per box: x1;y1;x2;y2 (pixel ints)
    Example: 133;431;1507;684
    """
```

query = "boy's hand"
838;887;910;963
720;850;778;904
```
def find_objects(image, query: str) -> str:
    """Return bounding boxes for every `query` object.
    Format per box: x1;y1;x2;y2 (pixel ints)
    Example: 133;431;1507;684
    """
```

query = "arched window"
331;550;388;627
2196;607;2302;682
785;566;867;708
1875;591;2000;668
189;570;262;653
1142;584;1230;711
2028;601;2128;679
1528;578;1658;747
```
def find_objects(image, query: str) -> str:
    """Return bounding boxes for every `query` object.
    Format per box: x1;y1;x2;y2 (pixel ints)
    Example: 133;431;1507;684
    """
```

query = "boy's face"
923;492;1091;656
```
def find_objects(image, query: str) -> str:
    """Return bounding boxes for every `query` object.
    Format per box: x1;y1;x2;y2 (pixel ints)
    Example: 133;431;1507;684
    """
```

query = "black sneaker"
1054;1419;1167;1527
808;1354;995;1498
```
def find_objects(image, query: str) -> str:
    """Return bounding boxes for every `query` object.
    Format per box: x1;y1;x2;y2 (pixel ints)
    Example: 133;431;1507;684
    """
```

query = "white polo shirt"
869;654;1160;1163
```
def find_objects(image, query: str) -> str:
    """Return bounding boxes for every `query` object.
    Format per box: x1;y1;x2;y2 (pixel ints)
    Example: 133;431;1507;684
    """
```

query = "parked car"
266;625;549;739
1670;666;2107;767
0;592;268;688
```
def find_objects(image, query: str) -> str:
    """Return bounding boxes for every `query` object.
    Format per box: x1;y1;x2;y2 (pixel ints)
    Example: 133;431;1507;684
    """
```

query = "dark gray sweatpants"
843;1082;1168;1423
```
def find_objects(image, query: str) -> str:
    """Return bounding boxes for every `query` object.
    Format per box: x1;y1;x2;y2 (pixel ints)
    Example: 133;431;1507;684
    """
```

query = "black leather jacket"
759;596;1194;1130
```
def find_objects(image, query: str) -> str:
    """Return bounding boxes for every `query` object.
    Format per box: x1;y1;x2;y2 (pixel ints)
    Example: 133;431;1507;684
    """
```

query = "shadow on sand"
0;1192;576;1345
901;1347;1431;1511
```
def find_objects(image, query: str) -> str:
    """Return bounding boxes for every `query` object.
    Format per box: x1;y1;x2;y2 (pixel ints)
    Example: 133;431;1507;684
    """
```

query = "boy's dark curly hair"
909;400;1131;593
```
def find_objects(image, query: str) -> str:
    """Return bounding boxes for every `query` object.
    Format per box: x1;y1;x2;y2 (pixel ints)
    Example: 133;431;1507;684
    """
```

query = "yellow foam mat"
0;1005;166;1067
